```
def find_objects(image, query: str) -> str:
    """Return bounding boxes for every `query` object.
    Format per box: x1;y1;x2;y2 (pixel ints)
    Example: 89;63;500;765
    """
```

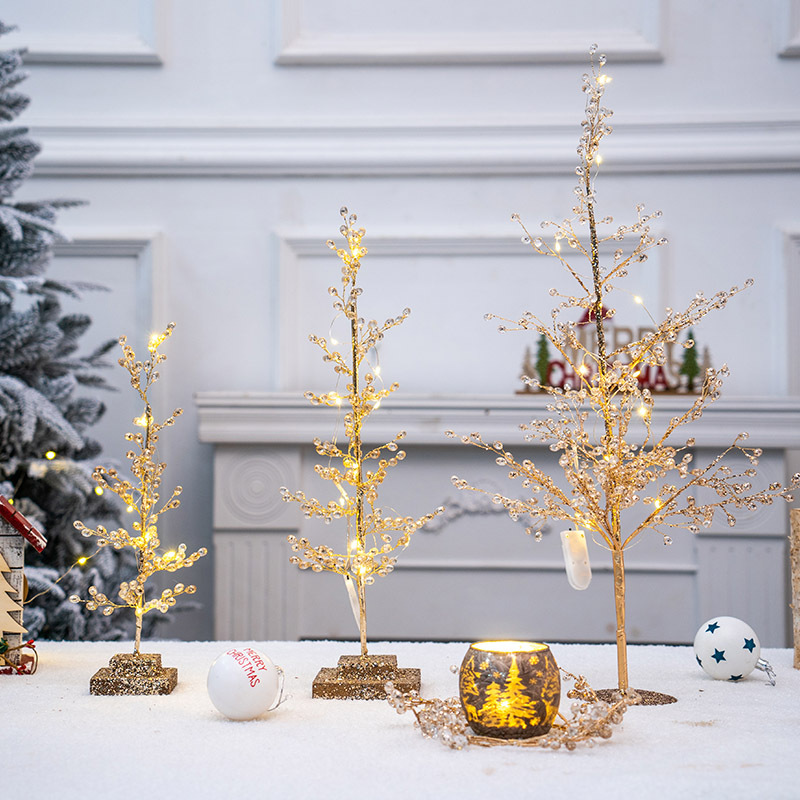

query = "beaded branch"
386;668;628;751
70;323;206;654
281;208;443;657
448;46;799;698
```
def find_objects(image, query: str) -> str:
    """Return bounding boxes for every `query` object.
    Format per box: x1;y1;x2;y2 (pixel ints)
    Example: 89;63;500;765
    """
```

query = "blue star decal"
696;654;702;667
729;674;743;681
743;638;756;652
711;649;726;663
706;621;720;633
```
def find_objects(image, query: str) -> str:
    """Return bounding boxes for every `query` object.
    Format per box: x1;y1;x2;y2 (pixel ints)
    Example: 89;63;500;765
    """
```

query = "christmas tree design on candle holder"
280;208;443;699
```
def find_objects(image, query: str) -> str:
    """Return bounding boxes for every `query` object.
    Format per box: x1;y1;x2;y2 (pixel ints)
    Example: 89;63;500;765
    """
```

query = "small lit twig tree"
281;208;442;672
448;47;798;700
71;323;206;656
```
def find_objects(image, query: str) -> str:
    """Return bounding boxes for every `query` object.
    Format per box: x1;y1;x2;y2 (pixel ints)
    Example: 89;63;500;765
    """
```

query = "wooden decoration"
0;496;47;669
459;641;561;739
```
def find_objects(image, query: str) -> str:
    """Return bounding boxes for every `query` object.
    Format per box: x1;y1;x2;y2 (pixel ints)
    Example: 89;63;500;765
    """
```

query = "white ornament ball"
207;646;282;720
693;616;761;681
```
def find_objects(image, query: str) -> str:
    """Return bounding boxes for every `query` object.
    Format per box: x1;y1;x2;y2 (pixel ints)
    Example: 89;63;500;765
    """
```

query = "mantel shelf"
196;392;800;449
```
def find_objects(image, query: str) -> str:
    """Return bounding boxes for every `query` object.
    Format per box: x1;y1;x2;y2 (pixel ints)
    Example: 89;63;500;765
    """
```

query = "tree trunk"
357;573;368;657
611;546;630;693
134;608;142;655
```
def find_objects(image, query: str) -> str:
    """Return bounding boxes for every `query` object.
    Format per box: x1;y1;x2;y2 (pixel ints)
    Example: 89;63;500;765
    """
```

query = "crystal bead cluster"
280;208;443;657
448;47;799;697
385;668;627;751
70;323;206;654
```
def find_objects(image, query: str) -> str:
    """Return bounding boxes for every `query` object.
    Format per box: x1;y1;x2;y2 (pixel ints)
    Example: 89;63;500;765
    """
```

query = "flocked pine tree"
0;22;139;641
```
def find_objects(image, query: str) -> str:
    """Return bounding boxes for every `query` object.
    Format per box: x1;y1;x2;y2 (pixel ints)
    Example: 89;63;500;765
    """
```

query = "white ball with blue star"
693;616;761;682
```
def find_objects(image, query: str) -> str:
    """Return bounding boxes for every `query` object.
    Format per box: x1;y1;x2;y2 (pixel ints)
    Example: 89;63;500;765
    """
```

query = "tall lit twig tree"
448;47;798;699
281;208;442;659
70;323;206;655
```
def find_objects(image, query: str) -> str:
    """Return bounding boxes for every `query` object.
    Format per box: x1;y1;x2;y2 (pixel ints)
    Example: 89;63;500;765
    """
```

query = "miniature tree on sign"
70;323;206;695
535;334;551;386
281;207;442;698
679;329;700;392
448;47;799;702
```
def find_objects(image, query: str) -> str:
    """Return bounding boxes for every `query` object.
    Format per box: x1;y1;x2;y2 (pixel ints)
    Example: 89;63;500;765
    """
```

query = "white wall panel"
277;230;666;395
49;231;162;449
276;0;663;65
2;0;163;64
779;0;800;57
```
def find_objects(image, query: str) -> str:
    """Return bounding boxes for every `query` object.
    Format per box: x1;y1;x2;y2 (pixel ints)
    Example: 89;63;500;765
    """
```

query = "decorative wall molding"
275;0;663;65
52;228;167;426
784;230;800;395
29;118;800;178
779;0;800;57
393;558;697;574
4;1;164;65
53;229;164;338
696;536;787;645
213;531;295;640
196;392;800;449
280;232;647;259
214;447;301;530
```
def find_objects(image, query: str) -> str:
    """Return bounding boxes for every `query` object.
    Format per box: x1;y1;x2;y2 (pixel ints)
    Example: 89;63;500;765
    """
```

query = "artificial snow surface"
3;640;799;799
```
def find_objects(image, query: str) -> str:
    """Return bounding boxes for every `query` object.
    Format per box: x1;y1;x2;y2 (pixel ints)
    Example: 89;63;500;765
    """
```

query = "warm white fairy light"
448;45;799;699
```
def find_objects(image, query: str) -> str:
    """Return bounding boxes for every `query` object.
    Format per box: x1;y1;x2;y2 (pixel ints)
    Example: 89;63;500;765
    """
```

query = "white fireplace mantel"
197;392;800;448
196;392;800;647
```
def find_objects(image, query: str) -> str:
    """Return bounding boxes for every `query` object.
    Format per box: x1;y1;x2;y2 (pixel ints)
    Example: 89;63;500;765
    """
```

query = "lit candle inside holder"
560;529;592;590
459;641;561;739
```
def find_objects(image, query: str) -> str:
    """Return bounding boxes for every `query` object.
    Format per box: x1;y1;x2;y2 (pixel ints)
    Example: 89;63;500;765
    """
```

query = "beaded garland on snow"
386;667;628;751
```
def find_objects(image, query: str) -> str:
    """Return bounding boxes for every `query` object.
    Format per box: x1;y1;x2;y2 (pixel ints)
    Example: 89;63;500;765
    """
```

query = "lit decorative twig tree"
281;207;442;698
70;323;206;694
448;47;798;701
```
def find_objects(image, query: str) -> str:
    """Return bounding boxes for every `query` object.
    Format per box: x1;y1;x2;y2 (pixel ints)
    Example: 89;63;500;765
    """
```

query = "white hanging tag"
343;574;361;631
560;529;592;590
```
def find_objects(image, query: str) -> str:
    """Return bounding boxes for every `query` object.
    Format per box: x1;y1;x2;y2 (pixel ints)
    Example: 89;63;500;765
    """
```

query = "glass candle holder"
459;640;561;739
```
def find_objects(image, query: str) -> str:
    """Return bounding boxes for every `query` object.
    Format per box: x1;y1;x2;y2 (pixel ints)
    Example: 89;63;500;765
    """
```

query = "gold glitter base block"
312;654;420;700
90;652;178;696
595;688;677;706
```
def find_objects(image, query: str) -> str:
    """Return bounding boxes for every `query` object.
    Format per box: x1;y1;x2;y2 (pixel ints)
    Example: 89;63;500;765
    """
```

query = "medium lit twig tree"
70;323;206;655
448;47;798;700
281;208;442;659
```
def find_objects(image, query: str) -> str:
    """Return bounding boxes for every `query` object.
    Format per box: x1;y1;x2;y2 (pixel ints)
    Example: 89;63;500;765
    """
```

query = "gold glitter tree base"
595;688;677;706
312;654;420;700
90;653;177;696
